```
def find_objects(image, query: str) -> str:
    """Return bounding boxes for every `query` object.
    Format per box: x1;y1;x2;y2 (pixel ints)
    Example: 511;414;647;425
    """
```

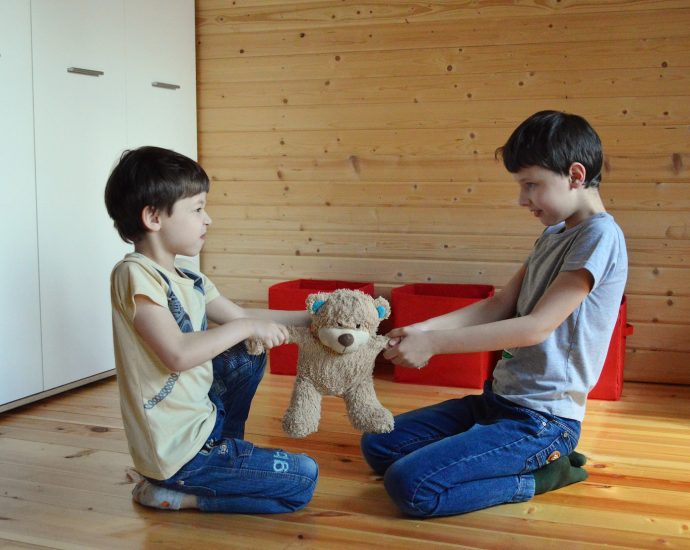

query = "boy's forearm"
428;315;546;356
167;320;254;372
243;308;310;327
417;294;515;332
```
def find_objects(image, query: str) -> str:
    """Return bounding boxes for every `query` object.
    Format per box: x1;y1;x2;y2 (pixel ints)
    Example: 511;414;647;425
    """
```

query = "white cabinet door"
0;0;44;405
125;0;197;159
32;0;130;390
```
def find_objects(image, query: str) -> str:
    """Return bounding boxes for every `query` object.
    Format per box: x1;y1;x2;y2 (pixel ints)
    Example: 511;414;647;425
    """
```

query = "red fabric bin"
267;279;375;375
588;295;634;400
391;283;497;388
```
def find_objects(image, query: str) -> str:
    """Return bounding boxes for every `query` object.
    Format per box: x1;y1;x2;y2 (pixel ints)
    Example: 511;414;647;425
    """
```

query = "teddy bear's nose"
338;333;355;348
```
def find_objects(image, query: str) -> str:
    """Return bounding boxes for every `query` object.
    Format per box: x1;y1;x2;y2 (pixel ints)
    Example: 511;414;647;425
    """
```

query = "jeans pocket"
524;424;578;472
165;440;255;496
169;476;217;497
162;463;217;497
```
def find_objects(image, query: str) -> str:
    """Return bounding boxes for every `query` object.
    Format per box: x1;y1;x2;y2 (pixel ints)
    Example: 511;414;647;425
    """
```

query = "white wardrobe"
0;0;197;411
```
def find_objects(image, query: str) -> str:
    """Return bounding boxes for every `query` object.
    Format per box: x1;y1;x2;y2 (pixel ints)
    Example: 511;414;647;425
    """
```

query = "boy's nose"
518;191;530;207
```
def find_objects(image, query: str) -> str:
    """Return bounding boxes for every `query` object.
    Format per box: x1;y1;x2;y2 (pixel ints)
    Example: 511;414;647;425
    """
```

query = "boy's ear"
141;205;162;232
568;162;587;188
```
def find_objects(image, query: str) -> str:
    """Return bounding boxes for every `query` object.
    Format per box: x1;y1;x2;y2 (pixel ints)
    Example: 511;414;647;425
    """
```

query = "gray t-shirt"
492;212;628;421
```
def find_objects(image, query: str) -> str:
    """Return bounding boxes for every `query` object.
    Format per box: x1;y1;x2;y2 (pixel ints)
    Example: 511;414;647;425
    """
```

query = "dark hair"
104;146;210;243
495;110;603;188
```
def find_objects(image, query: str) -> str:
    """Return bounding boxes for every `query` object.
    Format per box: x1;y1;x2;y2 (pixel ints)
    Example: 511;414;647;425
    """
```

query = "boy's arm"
385;268;592;369
205;295;310;327
409;264;526;332
133;295;289;372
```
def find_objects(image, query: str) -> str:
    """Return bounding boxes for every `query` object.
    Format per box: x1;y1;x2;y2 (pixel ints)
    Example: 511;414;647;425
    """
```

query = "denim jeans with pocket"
152;343;318;513
360;381;580;517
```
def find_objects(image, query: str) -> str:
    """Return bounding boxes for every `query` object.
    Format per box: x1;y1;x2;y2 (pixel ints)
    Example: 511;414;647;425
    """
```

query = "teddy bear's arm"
370;334;391;353
287;325;311;346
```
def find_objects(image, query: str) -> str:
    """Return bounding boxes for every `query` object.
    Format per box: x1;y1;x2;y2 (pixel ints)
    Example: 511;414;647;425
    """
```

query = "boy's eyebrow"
516;174;537;183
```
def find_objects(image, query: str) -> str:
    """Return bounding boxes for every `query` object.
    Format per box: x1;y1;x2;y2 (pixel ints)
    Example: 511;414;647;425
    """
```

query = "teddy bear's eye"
356;324;361;329
337;322;344;328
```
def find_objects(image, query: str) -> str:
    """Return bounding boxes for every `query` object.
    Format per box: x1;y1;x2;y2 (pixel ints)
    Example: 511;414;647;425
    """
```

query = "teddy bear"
249;289;394;438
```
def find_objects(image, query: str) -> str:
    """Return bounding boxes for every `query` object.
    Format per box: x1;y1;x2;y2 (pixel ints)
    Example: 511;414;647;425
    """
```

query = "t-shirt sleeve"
201;272;220;304
111;261;168;322
561;219;621;290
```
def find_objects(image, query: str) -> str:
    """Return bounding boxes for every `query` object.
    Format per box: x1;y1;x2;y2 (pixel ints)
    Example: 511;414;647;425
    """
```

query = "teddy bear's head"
305;289;390;354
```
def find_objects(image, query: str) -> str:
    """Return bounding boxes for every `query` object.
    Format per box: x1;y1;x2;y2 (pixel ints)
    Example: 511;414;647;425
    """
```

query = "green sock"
533;455;588;495
568;450;587;467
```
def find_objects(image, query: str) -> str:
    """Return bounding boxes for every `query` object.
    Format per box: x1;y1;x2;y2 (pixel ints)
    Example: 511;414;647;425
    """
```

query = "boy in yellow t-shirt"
105;146;317;513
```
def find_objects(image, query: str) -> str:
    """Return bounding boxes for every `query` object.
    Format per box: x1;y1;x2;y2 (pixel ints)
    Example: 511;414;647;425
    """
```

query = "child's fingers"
385;327;406;338
382;346;398;361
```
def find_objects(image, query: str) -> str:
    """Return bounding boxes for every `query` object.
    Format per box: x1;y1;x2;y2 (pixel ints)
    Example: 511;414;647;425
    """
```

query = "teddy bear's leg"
282;376;323;438
344;381;394;434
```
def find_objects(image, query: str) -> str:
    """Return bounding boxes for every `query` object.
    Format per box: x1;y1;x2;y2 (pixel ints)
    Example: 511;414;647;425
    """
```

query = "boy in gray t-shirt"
361;110;628;517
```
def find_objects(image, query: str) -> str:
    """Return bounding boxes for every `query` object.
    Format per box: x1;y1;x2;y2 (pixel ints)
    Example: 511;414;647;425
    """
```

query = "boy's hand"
383;327;433;369
249;319;290;350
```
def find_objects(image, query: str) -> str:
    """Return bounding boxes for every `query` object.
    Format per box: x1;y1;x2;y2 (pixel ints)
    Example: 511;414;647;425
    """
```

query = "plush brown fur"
250;289;394;438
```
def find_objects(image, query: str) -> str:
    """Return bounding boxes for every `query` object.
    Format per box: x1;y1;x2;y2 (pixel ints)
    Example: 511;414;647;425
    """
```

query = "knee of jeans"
286;454;318;510
253;352;267;376
298;453;319;485
360;433;390;475
383;462;434;518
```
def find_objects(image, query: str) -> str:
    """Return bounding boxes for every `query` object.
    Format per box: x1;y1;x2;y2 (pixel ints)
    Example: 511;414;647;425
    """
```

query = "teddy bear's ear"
374;297;391;320
306;292;330;314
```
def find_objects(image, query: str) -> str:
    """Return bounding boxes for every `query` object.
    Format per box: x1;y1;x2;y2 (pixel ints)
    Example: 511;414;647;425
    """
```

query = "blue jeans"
360;381;580;517
152;343;318;513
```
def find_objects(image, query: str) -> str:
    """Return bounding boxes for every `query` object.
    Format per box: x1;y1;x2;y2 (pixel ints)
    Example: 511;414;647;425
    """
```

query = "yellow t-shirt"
110;252;220;479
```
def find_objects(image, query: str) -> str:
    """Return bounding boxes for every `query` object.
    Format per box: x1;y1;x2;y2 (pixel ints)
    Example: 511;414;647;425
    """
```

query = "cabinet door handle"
67;67;104;77
152;81;181;90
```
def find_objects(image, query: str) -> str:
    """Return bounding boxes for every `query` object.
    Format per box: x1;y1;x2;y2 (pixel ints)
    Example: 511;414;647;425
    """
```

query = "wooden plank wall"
195;1;690;386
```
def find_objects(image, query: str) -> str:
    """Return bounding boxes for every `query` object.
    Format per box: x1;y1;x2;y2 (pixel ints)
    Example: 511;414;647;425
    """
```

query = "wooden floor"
1;369;689;549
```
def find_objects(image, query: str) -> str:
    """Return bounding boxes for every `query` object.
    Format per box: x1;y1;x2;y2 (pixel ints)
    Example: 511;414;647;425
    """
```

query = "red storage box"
268;279;375;375
588;295;634;401
391;283;496;388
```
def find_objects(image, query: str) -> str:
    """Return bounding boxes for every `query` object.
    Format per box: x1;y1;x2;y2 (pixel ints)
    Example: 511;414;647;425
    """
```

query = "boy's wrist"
426;330;443;356
411;321;429;332
226;317;254;340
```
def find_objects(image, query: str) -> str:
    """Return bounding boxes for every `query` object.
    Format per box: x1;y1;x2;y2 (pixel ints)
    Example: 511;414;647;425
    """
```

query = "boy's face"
159;192;211;257
514;165;579;228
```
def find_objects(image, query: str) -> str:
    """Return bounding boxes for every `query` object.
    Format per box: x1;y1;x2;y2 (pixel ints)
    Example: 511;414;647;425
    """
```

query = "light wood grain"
204;179;690;212
198;67;690;106
197;36;690;81
198;98;690;132
199;127;690;161
1;374;689;549
200;154;690;184
196;1;690;33
196;8;690;56
202;204;690;242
